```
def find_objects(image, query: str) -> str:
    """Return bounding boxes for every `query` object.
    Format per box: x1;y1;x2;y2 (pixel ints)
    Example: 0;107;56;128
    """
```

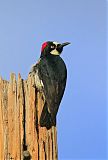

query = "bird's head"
40;41;70;57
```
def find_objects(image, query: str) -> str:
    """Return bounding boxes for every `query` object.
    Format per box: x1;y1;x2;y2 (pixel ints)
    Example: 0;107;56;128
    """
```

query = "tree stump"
0;73;58;160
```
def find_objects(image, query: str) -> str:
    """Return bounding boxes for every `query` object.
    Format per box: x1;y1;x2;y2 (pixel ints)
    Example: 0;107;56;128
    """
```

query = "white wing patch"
35;69;44;90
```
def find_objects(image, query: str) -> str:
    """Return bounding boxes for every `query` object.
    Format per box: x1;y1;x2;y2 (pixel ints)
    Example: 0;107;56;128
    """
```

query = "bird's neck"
40;53;59;59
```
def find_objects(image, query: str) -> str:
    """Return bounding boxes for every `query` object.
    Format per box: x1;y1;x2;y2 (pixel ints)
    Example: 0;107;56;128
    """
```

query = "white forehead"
53;42;59;46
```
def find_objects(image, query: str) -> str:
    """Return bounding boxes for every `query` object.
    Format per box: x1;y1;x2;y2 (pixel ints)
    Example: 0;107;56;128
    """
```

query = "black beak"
57;42;71;53
61;42;71;47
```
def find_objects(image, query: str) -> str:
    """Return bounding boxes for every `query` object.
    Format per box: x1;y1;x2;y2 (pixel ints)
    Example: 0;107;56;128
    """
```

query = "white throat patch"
50;49;60;55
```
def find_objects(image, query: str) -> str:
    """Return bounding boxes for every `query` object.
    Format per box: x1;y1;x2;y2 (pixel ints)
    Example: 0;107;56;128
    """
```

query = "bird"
29;41;70;129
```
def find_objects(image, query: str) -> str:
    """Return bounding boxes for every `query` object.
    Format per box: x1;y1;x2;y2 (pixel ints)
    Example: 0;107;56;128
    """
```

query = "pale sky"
0;0;107;159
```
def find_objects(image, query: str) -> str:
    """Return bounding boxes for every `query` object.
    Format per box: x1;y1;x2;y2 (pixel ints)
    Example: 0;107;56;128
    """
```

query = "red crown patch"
41;42;48;52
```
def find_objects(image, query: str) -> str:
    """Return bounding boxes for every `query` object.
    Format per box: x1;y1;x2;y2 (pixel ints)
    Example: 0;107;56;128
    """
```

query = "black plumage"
30;41;70;129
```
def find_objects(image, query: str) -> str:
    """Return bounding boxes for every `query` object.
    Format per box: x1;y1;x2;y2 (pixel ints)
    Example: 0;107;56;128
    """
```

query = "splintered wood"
0;73;58;160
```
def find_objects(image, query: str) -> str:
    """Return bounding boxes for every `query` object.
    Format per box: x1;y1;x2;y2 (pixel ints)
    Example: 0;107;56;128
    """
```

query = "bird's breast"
45;56;67;81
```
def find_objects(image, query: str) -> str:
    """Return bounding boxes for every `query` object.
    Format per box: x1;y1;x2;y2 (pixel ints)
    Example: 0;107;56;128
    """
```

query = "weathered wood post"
0;73;58;160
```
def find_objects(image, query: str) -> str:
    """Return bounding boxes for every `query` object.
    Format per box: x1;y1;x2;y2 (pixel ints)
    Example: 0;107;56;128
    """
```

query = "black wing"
38;56;67;128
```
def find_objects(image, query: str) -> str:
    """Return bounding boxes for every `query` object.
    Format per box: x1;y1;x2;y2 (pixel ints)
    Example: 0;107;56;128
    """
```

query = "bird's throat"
50;49;60;56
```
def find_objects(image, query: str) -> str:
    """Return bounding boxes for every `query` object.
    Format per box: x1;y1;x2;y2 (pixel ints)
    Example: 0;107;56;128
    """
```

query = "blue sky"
0;0;107;159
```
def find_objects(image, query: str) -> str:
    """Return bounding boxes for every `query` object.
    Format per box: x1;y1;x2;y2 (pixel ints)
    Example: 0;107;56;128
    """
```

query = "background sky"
0;0;107;160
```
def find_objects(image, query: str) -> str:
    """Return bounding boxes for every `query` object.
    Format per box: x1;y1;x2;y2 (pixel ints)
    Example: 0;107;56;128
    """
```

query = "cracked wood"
0;73;58;160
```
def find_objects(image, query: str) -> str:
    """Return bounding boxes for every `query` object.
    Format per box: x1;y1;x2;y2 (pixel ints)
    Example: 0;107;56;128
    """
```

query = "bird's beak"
56;42;71;54
61;42;71;47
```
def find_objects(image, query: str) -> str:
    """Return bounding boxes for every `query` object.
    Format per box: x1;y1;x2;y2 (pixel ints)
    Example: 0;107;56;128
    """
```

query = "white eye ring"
51;45;55;49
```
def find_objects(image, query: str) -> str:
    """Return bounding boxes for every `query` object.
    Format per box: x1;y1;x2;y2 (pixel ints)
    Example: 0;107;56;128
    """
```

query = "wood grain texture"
0;74;58;160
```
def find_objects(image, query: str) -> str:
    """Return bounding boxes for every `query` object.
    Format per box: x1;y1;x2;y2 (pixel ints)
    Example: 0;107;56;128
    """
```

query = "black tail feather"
40;103;56;129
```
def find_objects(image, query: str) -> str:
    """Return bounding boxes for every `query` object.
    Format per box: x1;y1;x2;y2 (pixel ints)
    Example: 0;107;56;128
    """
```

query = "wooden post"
0;73;58;160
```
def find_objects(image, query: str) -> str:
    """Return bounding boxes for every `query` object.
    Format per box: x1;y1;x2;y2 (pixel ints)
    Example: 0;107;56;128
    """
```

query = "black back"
38;54;67;120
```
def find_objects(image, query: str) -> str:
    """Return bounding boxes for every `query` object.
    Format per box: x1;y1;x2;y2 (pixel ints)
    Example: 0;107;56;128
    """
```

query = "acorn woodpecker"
29;41;70;129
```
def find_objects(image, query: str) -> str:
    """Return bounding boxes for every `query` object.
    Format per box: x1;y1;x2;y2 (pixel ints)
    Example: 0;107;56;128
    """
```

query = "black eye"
57;44;63;53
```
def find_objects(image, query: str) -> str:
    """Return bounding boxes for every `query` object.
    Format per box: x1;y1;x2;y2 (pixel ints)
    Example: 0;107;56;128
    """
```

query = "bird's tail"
40;103;56;129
